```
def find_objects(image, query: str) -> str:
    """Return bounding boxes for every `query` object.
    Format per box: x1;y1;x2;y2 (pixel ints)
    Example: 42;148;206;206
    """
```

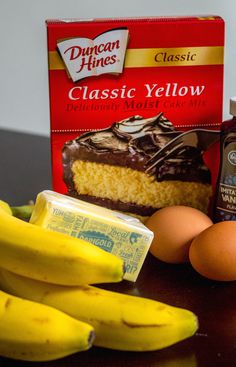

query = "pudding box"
46;16;224;221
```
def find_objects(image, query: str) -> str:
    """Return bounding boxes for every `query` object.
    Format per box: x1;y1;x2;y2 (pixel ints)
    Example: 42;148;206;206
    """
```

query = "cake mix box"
46;16;224;221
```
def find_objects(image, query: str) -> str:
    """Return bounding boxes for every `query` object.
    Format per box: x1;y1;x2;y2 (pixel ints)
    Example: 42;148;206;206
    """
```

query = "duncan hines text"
57;28;129;82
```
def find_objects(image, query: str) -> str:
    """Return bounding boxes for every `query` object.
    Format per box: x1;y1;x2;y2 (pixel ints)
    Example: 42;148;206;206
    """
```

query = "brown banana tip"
123;262;126;276
88;330;95;347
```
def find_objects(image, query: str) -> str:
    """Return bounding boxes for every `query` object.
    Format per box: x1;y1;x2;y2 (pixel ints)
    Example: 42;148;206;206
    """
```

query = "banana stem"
11;203;34;220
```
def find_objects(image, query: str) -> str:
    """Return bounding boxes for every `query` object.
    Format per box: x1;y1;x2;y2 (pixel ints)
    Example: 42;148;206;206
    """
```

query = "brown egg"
189;221;236;281
146;206;213;264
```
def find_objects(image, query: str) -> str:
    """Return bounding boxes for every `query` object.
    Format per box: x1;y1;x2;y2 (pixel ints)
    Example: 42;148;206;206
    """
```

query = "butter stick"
30;190;154;282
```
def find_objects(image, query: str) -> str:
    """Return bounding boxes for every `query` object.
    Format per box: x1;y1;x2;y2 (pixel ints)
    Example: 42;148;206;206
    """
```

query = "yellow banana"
0;289;94;361
0;268;198;351
0;200;12;215
0;202;124;285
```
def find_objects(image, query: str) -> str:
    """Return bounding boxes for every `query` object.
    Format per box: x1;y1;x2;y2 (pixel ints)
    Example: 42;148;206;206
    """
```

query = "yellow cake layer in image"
71;160;212;221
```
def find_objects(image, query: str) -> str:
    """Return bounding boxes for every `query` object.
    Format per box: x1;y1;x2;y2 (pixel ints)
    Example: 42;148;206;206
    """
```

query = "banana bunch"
0;199;198;361
0;267;198;352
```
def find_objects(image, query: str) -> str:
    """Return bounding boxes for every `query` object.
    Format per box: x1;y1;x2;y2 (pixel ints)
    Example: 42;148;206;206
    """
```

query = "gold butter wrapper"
30;190;154;282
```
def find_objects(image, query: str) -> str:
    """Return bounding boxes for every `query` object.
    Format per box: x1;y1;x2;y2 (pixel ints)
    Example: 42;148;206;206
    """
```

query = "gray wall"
1;0;236;136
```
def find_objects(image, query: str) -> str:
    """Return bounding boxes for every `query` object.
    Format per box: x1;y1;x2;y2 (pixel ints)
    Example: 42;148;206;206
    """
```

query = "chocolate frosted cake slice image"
62;113;212;221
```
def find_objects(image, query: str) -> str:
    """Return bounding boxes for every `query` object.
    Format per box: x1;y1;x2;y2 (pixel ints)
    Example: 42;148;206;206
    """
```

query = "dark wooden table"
0;129;236;367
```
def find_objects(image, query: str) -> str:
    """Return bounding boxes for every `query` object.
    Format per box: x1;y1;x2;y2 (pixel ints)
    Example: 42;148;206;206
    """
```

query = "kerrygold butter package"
46;16;224;221
30;190;154;282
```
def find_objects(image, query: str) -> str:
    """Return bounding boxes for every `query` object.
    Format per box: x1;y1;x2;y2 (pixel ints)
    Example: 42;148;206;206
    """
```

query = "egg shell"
146;206;213;264
189;221;236;281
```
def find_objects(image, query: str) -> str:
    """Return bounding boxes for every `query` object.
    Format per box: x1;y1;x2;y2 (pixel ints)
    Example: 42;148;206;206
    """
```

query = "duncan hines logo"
57;28;129;82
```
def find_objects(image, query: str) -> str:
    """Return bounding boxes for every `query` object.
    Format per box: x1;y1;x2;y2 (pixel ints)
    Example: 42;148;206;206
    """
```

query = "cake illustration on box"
62;113;212;222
